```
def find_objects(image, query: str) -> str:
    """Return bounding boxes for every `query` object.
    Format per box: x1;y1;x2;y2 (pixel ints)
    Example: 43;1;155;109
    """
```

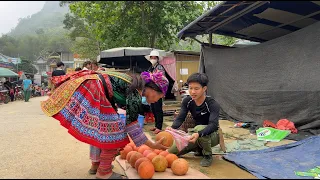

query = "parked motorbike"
0;90;10;104
14;86;24;101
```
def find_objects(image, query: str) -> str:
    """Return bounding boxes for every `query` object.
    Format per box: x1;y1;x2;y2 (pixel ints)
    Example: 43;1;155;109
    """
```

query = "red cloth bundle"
263;119;298;134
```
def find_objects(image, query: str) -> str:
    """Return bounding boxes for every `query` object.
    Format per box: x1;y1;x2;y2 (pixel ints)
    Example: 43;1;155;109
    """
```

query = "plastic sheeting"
159;57;176;81
223;135;320;179
201;21;320;137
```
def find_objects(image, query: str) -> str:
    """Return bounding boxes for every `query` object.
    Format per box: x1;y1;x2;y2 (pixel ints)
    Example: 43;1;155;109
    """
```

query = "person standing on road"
52;61;66;77
145;50;166;134
22;75;32;102
4;78;14;102
41;70;169;179
50;61;66;93
87;59;109;174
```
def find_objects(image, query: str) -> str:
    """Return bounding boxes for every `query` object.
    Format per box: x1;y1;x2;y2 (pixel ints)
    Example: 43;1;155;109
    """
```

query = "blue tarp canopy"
178;1;320;42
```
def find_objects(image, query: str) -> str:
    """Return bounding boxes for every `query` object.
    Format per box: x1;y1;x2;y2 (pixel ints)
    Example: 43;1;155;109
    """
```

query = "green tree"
71;37;100;60
17;57;38;74
61;1;237;53
61;1;205;50
0;35;19;57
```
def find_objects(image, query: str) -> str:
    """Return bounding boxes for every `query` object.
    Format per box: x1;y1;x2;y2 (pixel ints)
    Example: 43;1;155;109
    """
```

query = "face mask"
142;96;149;105
150;59;157;65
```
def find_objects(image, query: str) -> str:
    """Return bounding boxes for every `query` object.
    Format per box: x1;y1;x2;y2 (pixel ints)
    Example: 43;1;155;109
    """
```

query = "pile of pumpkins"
120;131;189;179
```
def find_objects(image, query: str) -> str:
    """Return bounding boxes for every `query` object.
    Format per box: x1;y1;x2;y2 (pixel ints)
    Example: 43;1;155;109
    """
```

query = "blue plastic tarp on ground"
223;135;320;179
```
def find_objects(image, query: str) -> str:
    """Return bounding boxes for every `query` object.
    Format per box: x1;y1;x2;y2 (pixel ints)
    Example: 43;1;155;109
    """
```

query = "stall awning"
100;47;166;59
178;1;320;42
0;67;18;77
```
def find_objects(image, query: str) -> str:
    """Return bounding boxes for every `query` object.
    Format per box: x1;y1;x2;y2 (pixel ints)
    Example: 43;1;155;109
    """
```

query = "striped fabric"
90;145;101;162
97;148;119;175
126;121;148;147
90;121;148;163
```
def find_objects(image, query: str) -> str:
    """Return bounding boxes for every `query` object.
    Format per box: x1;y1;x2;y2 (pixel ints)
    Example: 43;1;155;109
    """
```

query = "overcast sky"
0;1;45;36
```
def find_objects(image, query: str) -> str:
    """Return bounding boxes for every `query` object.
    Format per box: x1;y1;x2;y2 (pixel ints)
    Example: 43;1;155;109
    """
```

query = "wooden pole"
209;33;213;46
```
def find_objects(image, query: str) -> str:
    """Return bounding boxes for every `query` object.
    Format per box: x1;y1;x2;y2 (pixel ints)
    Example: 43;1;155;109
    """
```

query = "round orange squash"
154;149;162;155
127;142;135;148
152;155;168;172
138;145;151;154
135;157;150;171
120;150;126;159
126;151;137;162
121;146;133;159
171;158;189;176
146;152;157;161
129;152;143;168
143;149;153;157
155;131;174;147
138;161;155;179
159;151;169;157
165;154;178;168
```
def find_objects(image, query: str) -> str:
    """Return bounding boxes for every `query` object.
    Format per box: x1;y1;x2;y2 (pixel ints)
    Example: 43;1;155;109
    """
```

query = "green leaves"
17;56;38;74
64;1;206;50
61;1;237;58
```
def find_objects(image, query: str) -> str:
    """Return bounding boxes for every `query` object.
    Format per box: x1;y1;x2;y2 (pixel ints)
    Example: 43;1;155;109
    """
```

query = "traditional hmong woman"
41;70;169;179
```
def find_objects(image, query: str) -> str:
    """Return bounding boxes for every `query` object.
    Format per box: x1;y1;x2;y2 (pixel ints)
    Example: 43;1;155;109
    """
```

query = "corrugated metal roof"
178;1;320;42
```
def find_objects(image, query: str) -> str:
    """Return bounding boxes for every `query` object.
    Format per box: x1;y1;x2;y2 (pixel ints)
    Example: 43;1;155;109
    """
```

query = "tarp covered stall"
178;1;320;42
201;21;320;137
177;1;320;139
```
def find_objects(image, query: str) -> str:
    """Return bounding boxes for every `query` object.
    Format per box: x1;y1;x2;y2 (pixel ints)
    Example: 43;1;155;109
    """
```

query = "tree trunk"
150;33;156;48
141;1;146;47
96;41;101;54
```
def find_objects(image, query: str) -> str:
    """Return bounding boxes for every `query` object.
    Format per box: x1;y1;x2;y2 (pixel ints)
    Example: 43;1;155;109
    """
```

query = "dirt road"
1;96;290;179
0;96;107;179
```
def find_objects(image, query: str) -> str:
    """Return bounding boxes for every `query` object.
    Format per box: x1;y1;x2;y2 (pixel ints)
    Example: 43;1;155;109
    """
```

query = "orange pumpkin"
165;154;178;168
159;151;169;157
138;161;155;179
152;155;168;172
171;158;189;176
155;131;174;147
120;150;126;159
121;146;133;159
154;149;162;155
129;152;143;168
135;157;150;171
146;152;158;161
138;145;151;154
127;143;135;148
126;151;137;162
143;149;153;157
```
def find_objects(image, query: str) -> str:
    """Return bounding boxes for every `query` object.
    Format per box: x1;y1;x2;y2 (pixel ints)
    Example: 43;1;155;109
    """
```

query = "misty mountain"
8;1;69;37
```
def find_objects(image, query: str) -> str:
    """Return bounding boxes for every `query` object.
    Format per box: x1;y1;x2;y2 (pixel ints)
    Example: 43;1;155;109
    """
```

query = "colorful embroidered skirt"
41;72;130;149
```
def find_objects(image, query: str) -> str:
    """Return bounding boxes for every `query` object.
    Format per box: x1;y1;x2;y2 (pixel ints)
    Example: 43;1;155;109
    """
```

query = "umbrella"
0;67;18;77
98;47;166;72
